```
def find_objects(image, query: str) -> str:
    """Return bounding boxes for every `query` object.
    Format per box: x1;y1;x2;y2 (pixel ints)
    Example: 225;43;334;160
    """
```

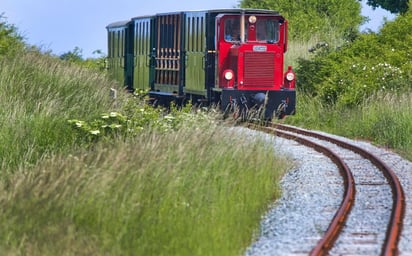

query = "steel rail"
247;123;355;255
271;123;406;256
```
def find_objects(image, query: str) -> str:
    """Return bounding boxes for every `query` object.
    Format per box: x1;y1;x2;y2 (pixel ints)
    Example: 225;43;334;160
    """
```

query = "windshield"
223;16;280;43
224;18;241;42
256;19;279;42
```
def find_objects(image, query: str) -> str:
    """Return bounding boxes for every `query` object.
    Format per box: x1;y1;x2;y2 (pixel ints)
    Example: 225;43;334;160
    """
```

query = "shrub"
240;0;364;42
296;10;412;107
0;14;25;57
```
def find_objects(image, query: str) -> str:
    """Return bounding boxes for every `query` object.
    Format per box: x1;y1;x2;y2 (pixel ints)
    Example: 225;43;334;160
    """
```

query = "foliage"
0;14;25;57
0;49;121;174
296;9;412;107
0;25;287;253
240;0;364;42
287;92;412;160
59;46;83;62
60;47;107;71
0;124;289;255
365;0;409;14
67;92;216;145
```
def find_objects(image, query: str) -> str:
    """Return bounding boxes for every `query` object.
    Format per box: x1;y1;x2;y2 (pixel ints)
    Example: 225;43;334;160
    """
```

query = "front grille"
243;52;275;87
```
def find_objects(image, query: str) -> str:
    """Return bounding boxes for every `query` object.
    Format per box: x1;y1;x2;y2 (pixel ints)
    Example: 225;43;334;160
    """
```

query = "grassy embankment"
0;50;289;255
284;11;412;161
288;92;412;160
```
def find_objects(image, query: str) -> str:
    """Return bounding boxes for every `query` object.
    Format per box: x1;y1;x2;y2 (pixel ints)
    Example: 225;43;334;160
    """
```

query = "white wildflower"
90;130;100;135
164;115;175;120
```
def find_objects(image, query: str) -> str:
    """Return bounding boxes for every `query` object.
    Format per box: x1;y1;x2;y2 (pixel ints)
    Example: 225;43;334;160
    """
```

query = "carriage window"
256;19;280;42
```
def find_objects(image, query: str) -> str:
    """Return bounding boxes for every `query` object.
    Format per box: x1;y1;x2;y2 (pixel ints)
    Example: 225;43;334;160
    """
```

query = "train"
106;8;296;119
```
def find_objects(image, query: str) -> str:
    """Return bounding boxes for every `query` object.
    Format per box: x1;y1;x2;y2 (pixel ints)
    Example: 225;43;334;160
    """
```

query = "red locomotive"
107;9;296;119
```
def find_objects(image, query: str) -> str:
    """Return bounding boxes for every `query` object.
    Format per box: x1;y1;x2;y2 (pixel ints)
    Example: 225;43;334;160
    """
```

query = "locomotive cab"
214;12;296;119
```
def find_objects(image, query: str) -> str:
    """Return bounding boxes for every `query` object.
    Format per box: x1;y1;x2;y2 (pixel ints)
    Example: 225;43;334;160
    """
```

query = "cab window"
256;19;280;42
224;18;240;42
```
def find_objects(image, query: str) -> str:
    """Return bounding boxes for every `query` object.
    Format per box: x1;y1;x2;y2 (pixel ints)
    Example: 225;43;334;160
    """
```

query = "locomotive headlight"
248;15;257;24
224;70;234;80
286;72;295;81
283;66;296;89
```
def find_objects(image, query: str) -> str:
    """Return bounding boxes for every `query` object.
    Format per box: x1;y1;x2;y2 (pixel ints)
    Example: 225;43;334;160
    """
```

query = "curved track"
247;122;405;255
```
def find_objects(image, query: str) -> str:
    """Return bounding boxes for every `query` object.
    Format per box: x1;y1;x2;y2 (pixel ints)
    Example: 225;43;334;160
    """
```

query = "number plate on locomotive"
253;45;267;52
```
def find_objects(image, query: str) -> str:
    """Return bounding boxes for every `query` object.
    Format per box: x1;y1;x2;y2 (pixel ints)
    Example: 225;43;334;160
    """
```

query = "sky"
2;0;396;58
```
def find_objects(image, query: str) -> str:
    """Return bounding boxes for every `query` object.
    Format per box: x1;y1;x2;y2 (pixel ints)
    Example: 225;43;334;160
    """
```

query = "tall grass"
287;92;412;160
0;126;289;255
285;30;346;69
0;50;122;174
0;47;291;255
345;92;412;158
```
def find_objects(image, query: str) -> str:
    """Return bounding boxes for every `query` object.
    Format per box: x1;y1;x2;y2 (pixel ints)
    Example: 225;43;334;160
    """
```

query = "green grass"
0;126;289;255
287;91;412;160
0;49;290;255
0;50;122;174
285;31;346;69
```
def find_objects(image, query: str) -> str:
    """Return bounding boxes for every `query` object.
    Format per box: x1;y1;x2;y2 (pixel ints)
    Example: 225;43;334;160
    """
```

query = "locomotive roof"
207;8;280;15
129;8;281;20
106;20;130;29
107;9;283;28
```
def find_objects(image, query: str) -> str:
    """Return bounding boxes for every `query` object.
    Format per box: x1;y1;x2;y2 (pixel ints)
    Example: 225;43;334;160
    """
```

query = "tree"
240;0;364;42
296;9;412;106
364;0;409;14
59;46;83;62
0;13;25;56
59;47;107;71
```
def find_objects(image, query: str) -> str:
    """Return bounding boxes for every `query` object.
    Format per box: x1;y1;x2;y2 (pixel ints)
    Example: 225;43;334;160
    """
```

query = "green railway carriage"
106;9;296;119
106;20;130;87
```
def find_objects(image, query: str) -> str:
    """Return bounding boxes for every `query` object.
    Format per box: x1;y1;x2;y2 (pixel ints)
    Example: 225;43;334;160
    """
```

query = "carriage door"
133;17;152;91
184;12;207;97
124;22;134;91
152;14;184;95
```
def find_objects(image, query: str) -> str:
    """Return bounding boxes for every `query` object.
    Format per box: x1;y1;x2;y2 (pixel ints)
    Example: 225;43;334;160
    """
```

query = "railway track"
247;122;405;255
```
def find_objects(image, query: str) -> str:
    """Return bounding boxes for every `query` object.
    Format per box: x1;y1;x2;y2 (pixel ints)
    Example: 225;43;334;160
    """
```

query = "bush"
68;93;218;145
60;47;107;71
0;14;25;57
240;0;364;42
296;10;412;107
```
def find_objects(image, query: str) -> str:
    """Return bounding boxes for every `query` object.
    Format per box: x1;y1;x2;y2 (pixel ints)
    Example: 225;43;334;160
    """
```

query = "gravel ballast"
233;127;412;255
